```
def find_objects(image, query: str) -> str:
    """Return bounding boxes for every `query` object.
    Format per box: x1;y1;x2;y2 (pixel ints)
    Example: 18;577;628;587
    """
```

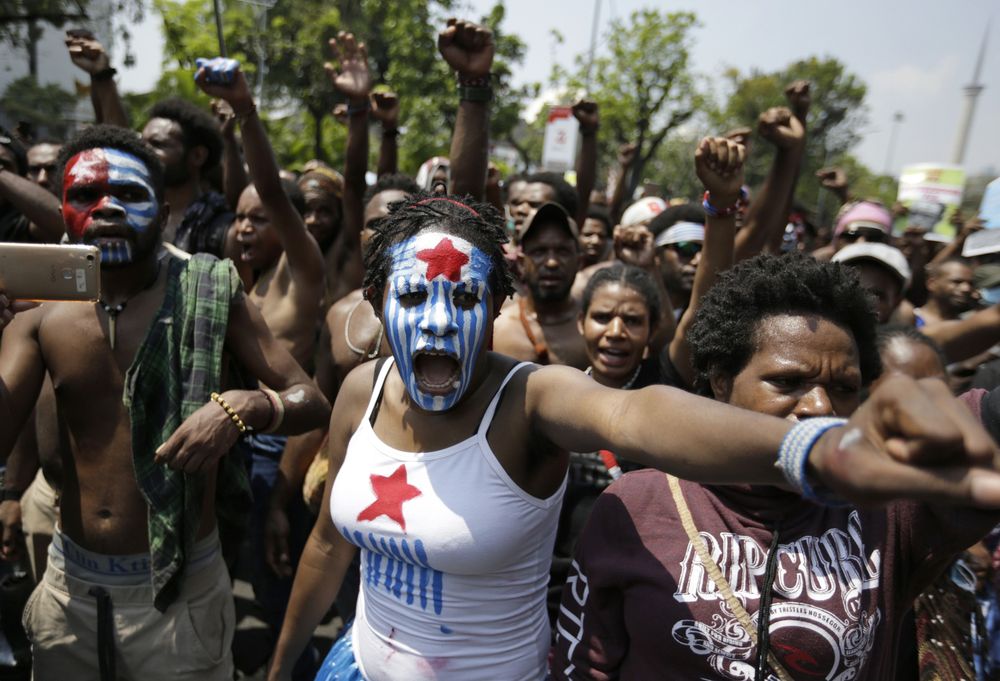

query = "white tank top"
330;358;565;680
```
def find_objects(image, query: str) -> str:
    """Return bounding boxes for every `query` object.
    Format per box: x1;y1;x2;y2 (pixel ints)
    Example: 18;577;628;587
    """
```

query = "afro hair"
689;253;881;389
147;98;224;170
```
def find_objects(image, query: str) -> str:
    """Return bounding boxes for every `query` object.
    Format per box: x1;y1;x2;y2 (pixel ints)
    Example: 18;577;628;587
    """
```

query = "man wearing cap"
832;242;912;324
494;202;588;369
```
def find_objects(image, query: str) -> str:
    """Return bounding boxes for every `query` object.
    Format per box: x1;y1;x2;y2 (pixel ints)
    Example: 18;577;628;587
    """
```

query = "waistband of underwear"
48;526;220;586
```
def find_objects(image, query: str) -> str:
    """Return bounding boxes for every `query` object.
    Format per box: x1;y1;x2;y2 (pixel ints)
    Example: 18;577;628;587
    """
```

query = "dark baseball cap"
517;202;579;245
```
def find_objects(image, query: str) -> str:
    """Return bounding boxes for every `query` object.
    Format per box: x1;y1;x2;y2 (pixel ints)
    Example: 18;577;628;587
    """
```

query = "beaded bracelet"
210;392;249;435
776;417;848;505
259;387;285;434
702;187;749;218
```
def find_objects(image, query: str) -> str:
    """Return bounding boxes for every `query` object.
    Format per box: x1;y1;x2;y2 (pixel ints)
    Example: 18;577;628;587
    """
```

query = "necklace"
344;297;383;359
97;261;162;350
585;362;643;390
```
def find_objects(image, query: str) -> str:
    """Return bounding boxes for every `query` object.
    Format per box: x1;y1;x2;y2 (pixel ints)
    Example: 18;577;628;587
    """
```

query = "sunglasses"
839;228;887;244
666;241;702;258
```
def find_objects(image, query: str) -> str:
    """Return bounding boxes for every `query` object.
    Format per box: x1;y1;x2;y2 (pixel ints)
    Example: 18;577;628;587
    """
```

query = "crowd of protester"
1;16;1000;681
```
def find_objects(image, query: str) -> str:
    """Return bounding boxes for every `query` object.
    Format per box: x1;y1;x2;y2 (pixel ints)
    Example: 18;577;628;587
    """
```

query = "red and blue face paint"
62;147;159;265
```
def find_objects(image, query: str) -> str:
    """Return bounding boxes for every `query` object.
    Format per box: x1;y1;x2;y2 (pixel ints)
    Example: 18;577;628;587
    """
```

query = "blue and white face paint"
383;231;493;411
62;147;160;266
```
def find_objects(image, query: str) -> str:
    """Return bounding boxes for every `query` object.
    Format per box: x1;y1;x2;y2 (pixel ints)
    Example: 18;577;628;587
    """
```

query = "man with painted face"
494;202;589;368
266;186;1000;681
65;32;234;258
0;124;330;680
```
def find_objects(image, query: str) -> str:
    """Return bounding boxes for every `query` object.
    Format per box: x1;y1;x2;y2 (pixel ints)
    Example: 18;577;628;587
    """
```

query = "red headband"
411;197;480;217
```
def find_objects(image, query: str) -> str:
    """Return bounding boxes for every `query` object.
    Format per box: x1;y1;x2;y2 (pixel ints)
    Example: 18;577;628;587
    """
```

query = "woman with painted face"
553;253;1000;681
266;154;1000;680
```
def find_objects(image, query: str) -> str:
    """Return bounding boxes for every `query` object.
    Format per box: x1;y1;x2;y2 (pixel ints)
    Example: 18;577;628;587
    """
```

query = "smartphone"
0;243;101;302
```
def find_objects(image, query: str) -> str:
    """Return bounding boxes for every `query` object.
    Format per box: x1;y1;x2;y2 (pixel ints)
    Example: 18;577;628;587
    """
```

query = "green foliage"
0;75;77;138
148;0;528;173
552;9;701;196
712;57;869;223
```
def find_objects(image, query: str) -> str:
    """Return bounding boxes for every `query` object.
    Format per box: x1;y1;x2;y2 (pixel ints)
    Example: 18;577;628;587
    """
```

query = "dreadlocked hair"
689;253;881;391
362;192;515;305
582;263;662;328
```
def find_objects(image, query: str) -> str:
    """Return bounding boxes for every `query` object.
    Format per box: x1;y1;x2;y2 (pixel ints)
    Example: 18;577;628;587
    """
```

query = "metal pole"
585;0;601;89
884;111;903;175
213;0;227;57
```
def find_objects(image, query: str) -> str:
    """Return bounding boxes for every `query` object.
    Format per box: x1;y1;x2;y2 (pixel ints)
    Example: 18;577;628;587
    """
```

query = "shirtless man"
194;58;326;369
494;203;588;369
915;259;978;327
0;124;328;680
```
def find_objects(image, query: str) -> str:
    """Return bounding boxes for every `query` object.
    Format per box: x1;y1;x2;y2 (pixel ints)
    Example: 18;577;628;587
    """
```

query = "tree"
552;9;701;198
713;57;868;224
0;0;144;77
0;75;76;138
151;0;528;172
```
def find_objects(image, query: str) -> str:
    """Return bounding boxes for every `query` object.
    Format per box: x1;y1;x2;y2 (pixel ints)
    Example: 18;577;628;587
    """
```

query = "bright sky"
118;0;998;177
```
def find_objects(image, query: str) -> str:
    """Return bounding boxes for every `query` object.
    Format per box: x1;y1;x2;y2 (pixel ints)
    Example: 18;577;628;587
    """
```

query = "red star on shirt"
356;464;423;531
416;237;469;282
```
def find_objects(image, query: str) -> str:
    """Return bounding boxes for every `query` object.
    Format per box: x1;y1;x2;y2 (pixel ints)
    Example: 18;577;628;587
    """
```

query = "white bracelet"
777;417;848;505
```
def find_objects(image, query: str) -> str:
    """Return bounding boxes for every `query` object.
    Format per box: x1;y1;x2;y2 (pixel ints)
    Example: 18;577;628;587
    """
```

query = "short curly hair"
58;124;165;201
524;171;578;218
689;253;881;389
147;98;223;170
362;192;514;306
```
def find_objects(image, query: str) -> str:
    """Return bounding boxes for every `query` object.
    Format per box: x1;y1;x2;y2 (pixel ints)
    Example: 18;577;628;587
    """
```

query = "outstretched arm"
195;59;326;295
65;30;129;128
528;365;1000;508
733;106;805;261
670;136;745;387
573;99;599;225
0;169;64;243
440;18;494;200
371;91;400;178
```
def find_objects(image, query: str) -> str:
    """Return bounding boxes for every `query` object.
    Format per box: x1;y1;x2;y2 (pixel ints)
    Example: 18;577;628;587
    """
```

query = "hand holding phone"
0;244;101;303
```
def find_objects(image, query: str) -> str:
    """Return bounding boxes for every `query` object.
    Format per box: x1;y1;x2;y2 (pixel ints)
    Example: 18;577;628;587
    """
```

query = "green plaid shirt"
123;252;251;611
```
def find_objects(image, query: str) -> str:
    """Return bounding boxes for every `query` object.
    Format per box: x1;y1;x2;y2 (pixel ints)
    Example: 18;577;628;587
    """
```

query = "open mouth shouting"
414;349;462;395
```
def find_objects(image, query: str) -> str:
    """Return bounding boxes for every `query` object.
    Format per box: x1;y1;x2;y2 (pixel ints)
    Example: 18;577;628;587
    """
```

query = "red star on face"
356;464;423;531
416;237;469;282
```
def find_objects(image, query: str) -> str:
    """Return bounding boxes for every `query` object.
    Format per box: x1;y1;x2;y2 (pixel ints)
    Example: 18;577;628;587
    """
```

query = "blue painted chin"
95;239;134;266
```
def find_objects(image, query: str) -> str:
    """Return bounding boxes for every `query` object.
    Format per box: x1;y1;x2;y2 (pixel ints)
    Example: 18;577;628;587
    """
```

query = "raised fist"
613;224;657;270
617;142;638;168
211;98;236;136
724;126;752;149
816;166;849;199
694;136;746;206
757;106;805;150
572;99;600;134
784;80;811;120
370;91;400;128
194;58;254;113
438;19;494;79
65;29;110;75
325;32;371;102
